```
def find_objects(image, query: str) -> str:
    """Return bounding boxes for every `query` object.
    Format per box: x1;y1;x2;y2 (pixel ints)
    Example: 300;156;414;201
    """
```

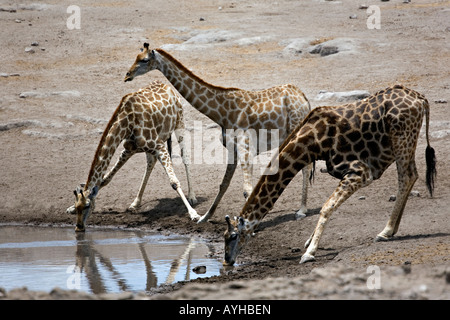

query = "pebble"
349;14;358;19
389;195;396;202
193;266;207;274
410;190;420;197
24;47;35;53
31;41;39;46
358;196;366;200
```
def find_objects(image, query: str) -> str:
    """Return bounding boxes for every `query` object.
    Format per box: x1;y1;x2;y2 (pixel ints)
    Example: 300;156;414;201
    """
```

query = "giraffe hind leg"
295;163;313;219
375;159;418;241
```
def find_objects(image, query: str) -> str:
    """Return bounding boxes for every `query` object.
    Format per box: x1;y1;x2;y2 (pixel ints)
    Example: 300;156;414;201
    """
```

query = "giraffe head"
223;215;252;266
72;185;99;232
124;43;156;82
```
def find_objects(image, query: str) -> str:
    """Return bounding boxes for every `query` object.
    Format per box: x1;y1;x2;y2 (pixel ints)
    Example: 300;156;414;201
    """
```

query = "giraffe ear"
225;215;233;232
89;185;99;199
238;217;246;231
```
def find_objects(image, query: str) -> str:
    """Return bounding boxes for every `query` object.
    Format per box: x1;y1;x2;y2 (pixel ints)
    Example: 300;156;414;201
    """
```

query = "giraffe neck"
85;100;129;191
154;49;239;127
240;130;316;232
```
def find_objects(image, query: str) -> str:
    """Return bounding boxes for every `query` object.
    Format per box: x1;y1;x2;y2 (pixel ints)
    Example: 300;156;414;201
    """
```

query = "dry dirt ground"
0;0;449;300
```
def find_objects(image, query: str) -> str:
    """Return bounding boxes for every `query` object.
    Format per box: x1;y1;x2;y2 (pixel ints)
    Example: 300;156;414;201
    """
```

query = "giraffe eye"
230;233;238;241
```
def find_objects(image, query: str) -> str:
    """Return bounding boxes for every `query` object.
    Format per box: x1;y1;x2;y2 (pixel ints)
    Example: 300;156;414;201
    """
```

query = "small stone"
434;99;447;104
320;46;339;56
15;19;22;23
31;41;39;46
193;265;207;274
410;190;420;197
349;14;358;19
358;196;366;200
389;195;396;202
0;73;9;77
199;17;205;21
24;47;35;53
359;4;369;9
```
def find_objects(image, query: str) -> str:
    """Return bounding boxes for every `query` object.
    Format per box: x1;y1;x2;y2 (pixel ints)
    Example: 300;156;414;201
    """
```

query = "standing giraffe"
223;85;436;266
69;81;199;232
124;43;312;223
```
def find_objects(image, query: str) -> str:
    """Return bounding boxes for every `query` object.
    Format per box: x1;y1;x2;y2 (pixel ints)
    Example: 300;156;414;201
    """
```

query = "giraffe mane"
84;94;131;190
155;48;240;92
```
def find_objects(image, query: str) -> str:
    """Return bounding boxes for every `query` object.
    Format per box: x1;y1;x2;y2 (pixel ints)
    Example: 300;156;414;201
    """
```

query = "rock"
409;190;420;197
24;47;35;53
193;266;207;274
31;41;39;46
389;195;396;202
359;5;369;9
315;90;370;102
310;45;339;56
434;99;447;104
19;90;81;98
358;196;366;200
0;73;9;77
349;14;358;19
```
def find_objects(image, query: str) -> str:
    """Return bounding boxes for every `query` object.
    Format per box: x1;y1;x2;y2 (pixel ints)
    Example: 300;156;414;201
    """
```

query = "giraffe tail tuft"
425;145;436;197
424;98;436;197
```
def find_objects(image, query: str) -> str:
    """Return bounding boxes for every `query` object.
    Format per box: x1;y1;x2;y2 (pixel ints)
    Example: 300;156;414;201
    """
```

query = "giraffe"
69;81;200;232
223;85;436;266
124;43;313;223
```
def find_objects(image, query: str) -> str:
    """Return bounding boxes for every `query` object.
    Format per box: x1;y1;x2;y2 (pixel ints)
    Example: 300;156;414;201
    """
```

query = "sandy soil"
0;0;449;299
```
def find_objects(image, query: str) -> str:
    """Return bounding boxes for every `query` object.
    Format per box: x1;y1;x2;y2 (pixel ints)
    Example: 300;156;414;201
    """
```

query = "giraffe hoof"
197;215;208;224
374;234;392;242
188;197;198;206
300;253;315;264
189;211;201;221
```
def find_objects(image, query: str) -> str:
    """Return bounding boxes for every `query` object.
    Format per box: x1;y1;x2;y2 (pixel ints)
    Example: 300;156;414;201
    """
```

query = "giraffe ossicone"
68;81;199;232
125;43;313;223
223;85;436;266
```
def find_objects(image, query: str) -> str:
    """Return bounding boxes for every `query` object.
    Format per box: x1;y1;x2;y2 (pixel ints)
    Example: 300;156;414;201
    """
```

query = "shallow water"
0;225;222;294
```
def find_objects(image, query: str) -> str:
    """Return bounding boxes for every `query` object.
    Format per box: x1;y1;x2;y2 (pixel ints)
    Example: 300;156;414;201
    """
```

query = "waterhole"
0;225;222;294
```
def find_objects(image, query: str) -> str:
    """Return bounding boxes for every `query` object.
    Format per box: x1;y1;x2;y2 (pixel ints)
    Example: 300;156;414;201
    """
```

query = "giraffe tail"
424;98;436;197
167;136;173;159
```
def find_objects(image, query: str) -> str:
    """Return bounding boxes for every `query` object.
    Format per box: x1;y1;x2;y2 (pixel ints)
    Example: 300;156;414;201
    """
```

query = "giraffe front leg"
174;128;197;206
301;167;371;264
157;144;200;221
102;148;136;188
129;152;157;210
197;161;237;223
